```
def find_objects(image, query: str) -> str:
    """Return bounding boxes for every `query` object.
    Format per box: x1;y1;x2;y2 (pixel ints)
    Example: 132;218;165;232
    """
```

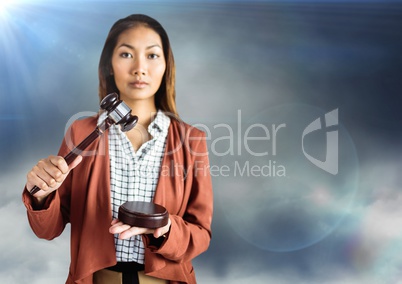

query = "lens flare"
217;104;359;252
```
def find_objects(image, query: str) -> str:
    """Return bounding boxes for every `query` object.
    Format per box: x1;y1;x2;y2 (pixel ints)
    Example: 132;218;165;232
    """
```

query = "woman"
23;14;213;284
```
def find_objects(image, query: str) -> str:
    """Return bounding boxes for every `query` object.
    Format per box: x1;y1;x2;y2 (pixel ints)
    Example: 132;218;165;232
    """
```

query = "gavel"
29;93;169;229
29;93;138;195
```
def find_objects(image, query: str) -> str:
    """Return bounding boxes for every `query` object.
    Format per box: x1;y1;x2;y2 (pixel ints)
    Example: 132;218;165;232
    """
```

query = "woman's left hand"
109;218;171;240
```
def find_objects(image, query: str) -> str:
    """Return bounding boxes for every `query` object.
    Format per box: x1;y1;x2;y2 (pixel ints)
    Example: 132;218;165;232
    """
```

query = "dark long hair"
98;14;178;116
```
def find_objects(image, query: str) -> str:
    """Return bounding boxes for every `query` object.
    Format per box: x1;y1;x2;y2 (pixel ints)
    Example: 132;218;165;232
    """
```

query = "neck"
124;98;157;130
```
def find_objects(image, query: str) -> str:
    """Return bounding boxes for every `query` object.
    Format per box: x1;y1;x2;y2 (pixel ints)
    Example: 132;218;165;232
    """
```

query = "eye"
148;53;160;59
120;52;133;58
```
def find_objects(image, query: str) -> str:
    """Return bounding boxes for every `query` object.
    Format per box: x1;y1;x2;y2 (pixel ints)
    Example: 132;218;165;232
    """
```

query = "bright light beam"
0;0;16;19
0;0;15;9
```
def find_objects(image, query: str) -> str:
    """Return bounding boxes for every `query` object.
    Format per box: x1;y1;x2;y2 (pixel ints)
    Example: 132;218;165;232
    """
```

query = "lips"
129;80;148;88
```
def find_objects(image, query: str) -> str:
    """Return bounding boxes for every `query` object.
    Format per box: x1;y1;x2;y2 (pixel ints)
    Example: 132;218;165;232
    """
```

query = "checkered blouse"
106;110;170;264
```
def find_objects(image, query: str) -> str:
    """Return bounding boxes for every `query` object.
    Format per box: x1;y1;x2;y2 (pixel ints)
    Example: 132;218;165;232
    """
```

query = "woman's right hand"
26;155;82;200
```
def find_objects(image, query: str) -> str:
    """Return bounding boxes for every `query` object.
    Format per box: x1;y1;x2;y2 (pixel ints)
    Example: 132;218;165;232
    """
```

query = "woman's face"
111;25;166;105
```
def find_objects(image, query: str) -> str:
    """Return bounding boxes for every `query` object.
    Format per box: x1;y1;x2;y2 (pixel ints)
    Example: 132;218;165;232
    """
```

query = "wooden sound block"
118;201;169;229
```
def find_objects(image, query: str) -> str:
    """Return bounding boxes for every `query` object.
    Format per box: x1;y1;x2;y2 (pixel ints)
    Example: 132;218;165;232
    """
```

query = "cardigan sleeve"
22;123;77;240
144;129;213;263
22;189;70;240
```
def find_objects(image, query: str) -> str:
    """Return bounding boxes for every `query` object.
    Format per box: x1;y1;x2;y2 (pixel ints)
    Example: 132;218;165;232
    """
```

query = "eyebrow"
117;43;162;50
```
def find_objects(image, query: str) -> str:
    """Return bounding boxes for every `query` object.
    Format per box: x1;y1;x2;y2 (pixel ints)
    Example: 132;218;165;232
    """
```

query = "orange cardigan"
22;116;213;284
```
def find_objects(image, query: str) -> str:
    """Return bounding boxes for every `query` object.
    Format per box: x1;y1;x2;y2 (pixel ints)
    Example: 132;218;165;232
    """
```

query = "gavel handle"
29;120;111;195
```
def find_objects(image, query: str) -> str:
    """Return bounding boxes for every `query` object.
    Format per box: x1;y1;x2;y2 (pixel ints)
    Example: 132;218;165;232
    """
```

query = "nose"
132;56;146;76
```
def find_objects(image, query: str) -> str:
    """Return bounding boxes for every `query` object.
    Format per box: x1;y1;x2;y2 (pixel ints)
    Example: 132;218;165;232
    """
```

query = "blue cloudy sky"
1;0;402;283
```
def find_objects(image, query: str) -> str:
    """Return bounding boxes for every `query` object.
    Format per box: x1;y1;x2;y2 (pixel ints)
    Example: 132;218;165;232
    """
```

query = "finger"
119;227;153;240
35;157;65;184
153;227;165;238
26;169;52;192
69;155;82;170
49;155;69;174
30;163;58;190
44;155;82;184
109;222;131;234
28;155;71;192
153;218;171;238
110;220;124;229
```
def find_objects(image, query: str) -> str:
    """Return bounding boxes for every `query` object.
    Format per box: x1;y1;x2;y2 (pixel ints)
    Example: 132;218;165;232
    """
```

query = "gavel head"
100;93;138;132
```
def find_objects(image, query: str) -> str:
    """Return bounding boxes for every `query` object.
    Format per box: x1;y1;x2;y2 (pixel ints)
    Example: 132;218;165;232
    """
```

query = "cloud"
0;168;70;284
2;1;402;284
338;161;402;283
